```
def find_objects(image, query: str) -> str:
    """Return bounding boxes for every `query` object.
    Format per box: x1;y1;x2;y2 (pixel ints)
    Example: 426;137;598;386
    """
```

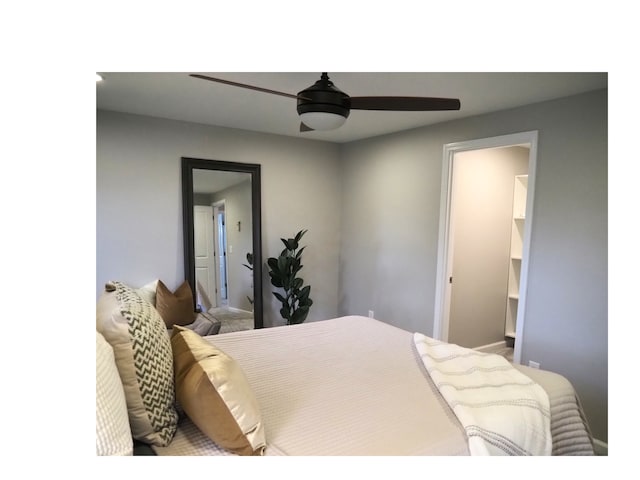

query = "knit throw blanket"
413;333;551;455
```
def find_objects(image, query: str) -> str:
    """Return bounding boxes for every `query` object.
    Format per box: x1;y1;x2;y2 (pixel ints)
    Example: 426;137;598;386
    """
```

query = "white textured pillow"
136;279;159;306
96;281;178;446
96;331;133;456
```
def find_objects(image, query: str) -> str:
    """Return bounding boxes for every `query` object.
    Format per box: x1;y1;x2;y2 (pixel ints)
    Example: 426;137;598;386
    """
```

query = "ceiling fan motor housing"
296;73;351;119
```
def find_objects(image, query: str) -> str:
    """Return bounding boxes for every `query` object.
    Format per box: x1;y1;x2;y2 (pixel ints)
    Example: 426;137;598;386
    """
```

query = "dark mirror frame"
181;157;263;329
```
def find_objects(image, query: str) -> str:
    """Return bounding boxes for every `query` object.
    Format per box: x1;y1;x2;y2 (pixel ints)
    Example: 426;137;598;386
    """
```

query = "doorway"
433;131;538;364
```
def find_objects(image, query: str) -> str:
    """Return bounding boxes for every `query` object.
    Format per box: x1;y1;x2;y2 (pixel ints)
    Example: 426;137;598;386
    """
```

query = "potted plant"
267;229;313;324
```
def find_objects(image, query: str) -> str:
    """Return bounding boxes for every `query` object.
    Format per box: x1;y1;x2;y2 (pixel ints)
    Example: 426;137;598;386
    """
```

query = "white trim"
226;306;253;315
592;438;608;456
433;131;538;367
472;340;508;353
211;199;228;306
512;134;538;364
432;144;454;341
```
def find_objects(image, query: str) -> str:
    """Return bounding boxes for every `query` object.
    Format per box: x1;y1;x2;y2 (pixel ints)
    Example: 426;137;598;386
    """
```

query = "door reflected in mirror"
182;158;262;331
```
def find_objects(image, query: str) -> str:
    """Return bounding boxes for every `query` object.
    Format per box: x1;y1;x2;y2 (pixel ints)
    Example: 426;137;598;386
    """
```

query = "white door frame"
432;131;538;364
212;199;228;307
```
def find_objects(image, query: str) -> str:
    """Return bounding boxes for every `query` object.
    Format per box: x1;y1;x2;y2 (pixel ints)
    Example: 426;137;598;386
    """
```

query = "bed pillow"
155;280;197;328
96;281;178;447
96;331;133;456
135;279;159;306
171;325;266;456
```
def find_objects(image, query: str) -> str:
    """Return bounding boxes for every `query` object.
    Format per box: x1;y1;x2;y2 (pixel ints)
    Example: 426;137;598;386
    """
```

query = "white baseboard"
473;340;507;353
226;306;253;315
593;438;607;456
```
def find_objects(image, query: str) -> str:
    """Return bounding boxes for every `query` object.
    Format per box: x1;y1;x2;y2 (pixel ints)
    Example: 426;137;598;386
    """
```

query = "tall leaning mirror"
181;157;263;330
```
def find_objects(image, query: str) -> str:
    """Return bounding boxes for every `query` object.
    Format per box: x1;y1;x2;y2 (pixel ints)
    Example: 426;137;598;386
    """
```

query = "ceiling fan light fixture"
296;73;351;131
299;111;347;131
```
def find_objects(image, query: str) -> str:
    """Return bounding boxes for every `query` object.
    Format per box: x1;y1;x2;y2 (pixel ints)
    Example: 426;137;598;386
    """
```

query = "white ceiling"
96;72;607;144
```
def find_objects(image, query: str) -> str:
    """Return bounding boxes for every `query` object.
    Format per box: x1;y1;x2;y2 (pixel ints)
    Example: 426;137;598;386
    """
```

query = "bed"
151;315;594;456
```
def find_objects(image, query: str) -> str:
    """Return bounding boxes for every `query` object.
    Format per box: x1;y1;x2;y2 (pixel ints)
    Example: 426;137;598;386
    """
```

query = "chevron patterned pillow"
97;281;178;447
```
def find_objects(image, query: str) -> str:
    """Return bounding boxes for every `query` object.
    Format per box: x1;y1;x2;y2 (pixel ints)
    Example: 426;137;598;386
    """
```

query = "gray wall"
96;110;342;327
339;89;607;442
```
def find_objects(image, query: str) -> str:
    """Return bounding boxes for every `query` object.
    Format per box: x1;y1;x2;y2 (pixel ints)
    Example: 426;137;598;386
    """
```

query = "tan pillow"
155;280;197;328
171;326;266;456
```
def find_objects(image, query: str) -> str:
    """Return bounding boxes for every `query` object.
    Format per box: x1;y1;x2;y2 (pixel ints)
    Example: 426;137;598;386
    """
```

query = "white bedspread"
413;332;552;455
152;317;592;456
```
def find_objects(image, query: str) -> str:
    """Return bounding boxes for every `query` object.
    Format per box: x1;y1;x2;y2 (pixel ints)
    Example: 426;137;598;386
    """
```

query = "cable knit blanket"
413;333;552;455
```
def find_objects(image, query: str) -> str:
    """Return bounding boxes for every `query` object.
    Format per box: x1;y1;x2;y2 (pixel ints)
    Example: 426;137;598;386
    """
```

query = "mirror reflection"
182;158;262;332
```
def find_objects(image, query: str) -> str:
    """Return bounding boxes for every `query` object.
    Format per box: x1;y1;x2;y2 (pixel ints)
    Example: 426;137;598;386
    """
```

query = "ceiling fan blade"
300;122;314;132
190;74;300;100
350;96;461;111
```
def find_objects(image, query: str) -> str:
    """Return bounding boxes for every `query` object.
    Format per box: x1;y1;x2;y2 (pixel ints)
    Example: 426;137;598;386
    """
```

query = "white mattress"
152;315;593;456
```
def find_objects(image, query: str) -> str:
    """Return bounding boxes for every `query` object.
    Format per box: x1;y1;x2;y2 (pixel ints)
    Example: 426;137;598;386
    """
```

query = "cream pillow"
96;331;133;456
135;279;159;306
155;280;197;328
171;326;266;456
96;281;178;447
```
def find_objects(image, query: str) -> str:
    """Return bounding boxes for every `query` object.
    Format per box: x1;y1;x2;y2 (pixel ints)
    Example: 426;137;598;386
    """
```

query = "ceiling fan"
189;73;461;132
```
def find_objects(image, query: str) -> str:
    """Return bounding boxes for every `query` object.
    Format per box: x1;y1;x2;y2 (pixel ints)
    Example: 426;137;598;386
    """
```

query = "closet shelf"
505;174;528;341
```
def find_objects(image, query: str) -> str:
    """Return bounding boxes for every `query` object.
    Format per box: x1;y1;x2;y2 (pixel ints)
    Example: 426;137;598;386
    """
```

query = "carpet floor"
208;307;254;334
478;344;514;362
494;347;514;362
